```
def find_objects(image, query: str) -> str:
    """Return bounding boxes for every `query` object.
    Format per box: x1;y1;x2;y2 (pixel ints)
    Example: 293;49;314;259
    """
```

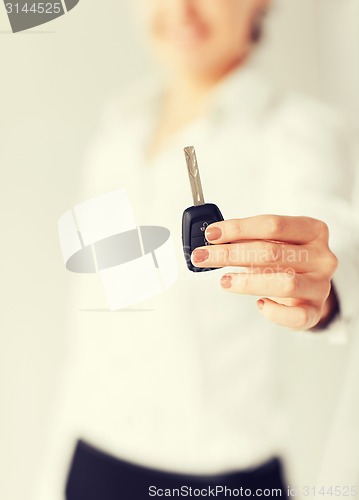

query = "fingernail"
257;299;265;311
192;249;209;263
206;226;222;241
221;275;232;289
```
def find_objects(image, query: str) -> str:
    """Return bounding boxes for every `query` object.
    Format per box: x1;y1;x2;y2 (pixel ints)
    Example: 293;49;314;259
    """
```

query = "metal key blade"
184;146;205;206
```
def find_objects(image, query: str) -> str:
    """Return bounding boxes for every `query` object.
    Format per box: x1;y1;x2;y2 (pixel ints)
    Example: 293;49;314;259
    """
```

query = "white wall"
0;1;358;498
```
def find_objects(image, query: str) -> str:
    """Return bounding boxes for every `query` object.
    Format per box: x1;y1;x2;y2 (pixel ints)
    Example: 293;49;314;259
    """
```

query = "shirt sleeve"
266;94;359;343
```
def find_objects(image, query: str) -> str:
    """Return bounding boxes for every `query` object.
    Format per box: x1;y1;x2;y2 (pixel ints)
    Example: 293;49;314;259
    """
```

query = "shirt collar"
207;62;278;121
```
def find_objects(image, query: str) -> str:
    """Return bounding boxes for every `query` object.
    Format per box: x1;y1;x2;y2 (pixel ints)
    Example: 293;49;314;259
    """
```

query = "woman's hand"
191;215;339;330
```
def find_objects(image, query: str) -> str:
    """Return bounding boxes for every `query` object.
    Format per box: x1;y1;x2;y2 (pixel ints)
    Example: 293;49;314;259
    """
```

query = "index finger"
205;215;328;245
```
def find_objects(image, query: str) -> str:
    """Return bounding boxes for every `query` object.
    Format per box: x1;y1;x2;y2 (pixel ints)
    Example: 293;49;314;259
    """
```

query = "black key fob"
182;203;224;272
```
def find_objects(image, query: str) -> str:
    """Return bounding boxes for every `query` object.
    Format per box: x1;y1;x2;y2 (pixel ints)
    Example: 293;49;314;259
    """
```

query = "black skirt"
65;439;287;499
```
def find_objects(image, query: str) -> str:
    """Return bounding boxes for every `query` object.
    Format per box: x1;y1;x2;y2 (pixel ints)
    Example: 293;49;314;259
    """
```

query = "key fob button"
192;221;210;235
182;203;224;272
190;235;207;252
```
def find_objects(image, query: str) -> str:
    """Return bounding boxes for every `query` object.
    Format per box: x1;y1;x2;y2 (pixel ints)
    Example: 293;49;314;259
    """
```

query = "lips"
164;23;208;47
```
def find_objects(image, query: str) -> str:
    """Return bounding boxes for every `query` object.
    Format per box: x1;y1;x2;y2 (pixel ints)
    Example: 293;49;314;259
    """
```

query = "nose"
168;0;197;21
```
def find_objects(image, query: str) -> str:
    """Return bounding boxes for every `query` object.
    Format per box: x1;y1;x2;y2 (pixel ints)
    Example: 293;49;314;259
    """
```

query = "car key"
182;146;224;272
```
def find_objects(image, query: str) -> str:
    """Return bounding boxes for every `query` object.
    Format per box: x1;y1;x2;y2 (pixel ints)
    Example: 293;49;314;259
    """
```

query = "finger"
220;272;328;301
205;215;329;245
191;241;317;271
256;298;321;330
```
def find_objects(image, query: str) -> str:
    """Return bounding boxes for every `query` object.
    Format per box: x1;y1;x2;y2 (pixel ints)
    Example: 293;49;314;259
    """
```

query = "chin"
174;56;232;81
163;48;216;74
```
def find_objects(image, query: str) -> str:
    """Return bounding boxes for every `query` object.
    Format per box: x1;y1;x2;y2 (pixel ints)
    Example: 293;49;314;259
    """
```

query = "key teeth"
184;146;197;176
183;145;205;206
184;146;195;155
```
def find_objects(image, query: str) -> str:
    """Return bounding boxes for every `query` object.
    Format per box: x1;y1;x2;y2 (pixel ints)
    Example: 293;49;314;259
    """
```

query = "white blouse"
34;65;359;499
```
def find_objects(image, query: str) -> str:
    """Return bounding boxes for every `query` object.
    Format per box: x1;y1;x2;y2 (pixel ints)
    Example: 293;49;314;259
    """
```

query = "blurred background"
1;0;359;498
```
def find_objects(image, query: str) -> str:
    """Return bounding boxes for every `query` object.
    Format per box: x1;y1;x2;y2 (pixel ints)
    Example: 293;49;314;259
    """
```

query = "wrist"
313;283;340;330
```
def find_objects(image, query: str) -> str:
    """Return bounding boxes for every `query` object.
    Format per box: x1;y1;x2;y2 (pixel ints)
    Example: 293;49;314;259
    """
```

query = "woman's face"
140;0;269;80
